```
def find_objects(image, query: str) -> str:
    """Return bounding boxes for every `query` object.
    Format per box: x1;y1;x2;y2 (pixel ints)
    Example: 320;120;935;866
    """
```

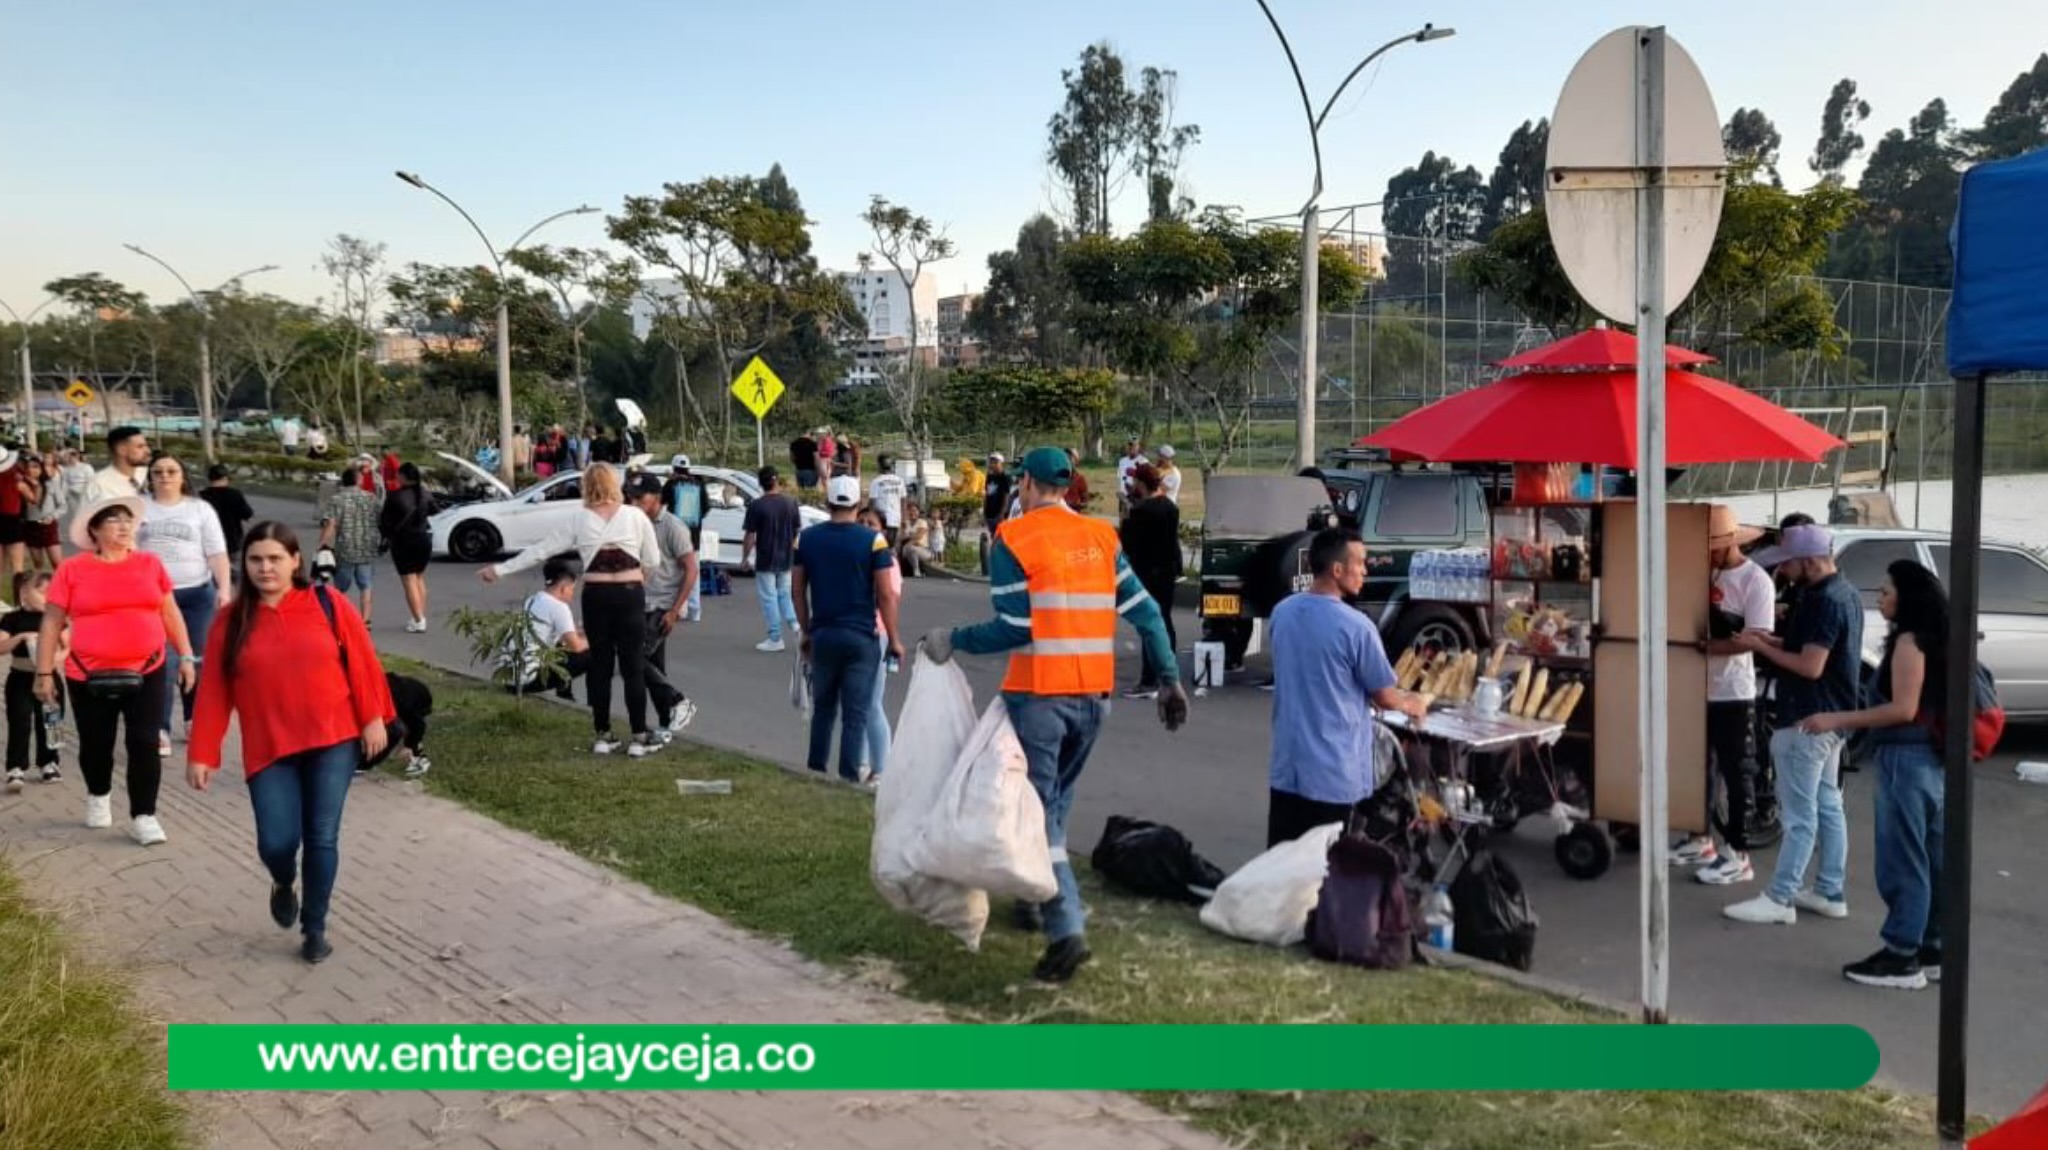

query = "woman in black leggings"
481;464;663;756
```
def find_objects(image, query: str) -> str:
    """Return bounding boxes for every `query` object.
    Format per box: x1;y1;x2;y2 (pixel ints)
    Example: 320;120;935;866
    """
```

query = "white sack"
1198;822;1345;947
870;653;988;949
906;696;1059;904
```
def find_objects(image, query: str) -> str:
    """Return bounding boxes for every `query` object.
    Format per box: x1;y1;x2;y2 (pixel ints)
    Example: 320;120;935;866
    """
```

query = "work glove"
920;627;955;665
1158;681;1190;732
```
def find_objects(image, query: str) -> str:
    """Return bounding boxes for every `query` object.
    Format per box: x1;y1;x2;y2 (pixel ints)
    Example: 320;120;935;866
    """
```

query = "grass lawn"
0;860;192;1150
399;659;1940;1150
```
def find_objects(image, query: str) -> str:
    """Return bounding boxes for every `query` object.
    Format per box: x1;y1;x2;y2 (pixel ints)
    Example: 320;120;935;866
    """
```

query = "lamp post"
1253;8;1455;469
0;294;60;451
394;171;598;486
122;247;279;462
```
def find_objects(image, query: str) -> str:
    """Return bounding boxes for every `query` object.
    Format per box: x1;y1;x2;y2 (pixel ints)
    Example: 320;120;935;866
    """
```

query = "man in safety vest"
923;446;1188;983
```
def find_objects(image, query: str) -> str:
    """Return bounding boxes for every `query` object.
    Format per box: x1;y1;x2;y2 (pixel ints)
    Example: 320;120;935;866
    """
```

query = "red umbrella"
1360;367;1844;467
1497;327;1716;372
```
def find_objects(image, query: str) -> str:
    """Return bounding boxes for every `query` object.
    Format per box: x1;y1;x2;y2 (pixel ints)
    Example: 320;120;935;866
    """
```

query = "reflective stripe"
1048;845;1070;864
1030;591;1118;610
991;581;1029;595
1116;590;1153;615
999;614;1032;628
1028;638;1115;656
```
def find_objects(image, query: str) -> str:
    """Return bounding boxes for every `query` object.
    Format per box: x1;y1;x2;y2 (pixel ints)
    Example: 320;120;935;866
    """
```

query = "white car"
428;453;824;568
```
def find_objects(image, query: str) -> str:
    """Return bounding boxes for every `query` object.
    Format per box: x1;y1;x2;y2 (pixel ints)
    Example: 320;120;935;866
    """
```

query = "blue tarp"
1949;146;2048;376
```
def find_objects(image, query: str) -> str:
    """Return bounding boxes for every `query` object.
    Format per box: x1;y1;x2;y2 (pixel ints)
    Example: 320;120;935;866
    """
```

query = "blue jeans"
332;562;375;594
166;583;216;730
246;740;360;936
1766;727;1849;906
1005;692;1109;943
859;631;892;776
806;627;879;780
1872;739;1945;955
756;570;796;642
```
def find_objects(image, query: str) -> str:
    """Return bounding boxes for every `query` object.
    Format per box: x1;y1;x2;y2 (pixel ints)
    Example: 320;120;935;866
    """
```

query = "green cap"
1019;446;1073;488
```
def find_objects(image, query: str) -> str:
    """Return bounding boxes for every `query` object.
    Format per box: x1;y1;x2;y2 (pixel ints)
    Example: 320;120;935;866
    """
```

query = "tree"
210;292;322;414
967;214;1080;365
321;235;386;445
1723;108;1784;186
41;273;149;424
1381;153;1487;298
1966;53;2048;160
1839;98;1964;287
938;364;1116;447
861;196;956;478
506;244;642;428
1809;78;1871;184
1047;43;1138;236
1481;119;1549;236
1132;66;1201;222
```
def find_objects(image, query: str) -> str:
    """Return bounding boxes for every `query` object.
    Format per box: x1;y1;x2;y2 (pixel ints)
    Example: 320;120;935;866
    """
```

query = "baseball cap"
1750;524;1834;569
1019;446;1073;488
826;475;861;507
629;474;665;500
988;451;1005;463
1157;444;1177;460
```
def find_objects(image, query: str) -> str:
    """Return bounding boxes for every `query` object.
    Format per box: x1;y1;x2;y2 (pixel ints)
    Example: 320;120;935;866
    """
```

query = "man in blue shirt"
1267;529;1430;847
792;476;904;782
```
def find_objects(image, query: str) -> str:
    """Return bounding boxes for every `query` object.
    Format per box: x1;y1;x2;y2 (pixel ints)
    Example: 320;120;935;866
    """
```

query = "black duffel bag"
1089;816;1227;905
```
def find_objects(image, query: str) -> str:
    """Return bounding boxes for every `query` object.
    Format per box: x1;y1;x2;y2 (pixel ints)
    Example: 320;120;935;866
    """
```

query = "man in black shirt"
199;464;255;563
1118;463;1182;698
790;433;820;489
741;467;803;653
979;452;1013;575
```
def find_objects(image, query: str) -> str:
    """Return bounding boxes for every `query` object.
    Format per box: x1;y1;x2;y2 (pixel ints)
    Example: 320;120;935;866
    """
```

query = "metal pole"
1299;203;1320;470
756;415;765;468
1936;370;1987;1146
17;342;34;453
197;331;215;461
495;298;515;486
1634;25;1672;1026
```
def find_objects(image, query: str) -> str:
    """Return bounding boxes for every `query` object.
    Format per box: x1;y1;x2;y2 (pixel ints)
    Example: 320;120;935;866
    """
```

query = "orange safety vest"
996;506;1122;696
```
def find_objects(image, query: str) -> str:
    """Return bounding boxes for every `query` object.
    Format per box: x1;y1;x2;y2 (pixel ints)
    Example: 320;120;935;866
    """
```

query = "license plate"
1202;594;1241;617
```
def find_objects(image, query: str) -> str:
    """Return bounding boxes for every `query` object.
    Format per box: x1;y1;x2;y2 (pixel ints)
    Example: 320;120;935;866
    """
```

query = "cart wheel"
1612;824;1641;854
1555;824;1614;880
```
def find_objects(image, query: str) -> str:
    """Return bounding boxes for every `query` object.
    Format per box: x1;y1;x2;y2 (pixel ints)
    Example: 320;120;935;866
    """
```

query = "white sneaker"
592;734;623;755
1696;853;1753;885
130;814;167;846
667;699;697;734
1792;889;1849;919
5;768;23;793
626;733;662;758
756;639;786;653
84;794;113;828
405;618;428;634
1723;894;1796;925
1671;835;1718;866
404;755;432;778
156;731;172;759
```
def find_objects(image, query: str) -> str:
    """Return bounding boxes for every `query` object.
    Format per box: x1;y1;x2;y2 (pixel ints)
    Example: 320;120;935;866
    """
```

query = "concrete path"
3;744;1227;1150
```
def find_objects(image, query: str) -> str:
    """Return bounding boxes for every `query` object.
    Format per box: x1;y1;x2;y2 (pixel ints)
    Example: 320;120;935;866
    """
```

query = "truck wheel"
1384;603;1475;662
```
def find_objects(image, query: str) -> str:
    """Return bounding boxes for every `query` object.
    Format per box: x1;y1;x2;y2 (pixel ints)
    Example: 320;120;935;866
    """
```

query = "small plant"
447;605;562;700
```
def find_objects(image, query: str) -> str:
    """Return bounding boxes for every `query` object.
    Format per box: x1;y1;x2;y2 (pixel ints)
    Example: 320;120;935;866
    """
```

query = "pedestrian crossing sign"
730;357;784;421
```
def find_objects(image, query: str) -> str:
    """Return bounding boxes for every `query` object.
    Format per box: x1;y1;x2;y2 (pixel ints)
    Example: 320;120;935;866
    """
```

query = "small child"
2;572;64;791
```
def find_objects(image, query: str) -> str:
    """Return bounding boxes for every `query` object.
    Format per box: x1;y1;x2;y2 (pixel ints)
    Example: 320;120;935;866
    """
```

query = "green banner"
168;1024;1878;1092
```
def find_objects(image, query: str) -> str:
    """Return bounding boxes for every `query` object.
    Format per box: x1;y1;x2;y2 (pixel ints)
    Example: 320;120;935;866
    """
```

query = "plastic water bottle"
1414;552;1436;601
1424;884;1455;951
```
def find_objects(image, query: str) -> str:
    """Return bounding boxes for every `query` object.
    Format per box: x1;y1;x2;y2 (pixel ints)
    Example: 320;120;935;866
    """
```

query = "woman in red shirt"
36;495;198;845
186;521;395;965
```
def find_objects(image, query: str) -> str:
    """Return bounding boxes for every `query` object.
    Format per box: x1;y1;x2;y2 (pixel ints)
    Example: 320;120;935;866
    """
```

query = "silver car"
1825;528;2048;719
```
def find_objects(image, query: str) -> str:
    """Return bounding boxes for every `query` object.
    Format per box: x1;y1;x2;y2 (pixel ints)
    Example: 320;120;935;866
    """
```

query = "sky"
3;0;2043;316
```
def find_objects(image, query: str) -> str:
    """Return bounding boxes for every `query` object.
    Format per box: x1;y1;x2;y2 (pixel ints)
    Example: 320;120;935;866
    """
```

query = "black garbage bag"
1449;849;1539;971
1089;816;1227;905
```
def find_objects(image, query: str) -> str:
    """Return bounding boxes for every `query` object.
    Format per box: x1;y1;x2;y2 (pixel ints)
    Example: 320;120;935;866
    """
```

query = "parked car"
427;453;824;567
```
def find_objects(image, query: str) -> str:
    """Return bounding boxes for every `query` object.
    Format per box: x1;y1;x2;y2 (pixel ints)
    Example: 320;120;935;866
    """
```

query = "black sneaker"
1010;900;1045;933
269;883;299;930
1032;936;1092;984
1843;947;1926;990
301;932;333;964
1917;945;1942;983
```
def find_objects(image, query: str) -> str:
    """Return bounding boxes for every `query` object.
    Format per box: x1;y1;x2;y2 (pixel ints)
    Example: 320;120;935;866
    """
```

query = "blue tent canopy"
1949;146;2048;376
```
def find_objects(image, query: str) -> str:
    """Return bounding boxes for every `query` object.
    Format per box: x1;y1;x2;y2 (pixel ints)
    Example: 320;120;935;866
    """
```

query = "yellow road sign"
63;379;95;408
730;357;785;421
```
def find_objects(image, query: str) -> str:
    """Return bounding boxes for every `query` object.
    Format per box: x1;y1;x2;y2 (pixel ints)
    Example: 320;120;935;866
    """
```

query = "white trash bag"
871;653;989;949
907;696;1059;904
1198;822;1345;947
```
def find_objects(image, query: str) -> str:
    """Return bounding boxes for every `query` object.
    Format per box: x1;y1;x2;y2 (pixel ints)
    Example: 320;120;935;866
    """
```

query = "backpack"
1448;849;1539;972
1304;834;1413;970
1927;661;2005;762
1089;816;1227;905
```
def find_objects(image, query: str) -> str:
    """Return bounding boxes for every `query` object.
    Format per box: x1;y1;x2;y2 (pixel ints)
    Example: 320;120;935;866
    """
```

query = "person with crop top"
482;463;664;756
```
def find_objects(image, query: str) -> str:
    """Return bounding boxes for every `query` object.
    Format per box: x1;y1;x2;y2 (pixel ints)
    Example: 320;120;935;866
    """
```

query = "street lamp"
1254;8;1456;469
394;171;599;486
0;294;60;451
121;246;279;462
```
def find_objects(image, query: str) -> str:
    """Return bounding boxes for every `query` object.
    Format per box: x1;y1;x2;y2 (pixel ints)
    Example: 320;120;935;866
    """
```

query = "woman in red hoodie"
186;521;394;964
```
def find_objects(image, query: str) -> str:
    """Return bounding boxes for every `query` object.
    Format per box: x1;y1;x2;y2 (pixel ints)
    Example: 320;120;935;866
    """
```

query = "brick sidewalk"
3;751;1228;1150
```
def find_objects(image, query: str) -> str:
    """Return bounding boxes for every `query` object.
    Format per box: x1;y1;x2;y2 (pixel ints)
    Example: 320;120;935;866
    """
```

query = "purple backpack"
1305;835;1414;970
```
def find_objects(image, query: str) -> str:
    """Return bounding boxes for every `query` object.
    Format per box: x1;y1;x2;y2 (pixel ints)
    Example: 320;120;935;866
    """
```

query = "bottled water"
1412;552;1432;600
1424;884;1455;950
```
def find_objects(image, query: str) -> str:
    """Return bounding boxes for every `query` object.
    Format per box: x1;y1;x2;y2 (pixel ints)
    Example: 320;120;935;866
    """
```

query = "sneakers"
404;617;428;634
1843;947;1928;990
1032;936;1093;984
1723;894;1797;925
40;761;60;783
130;814;168;846
1792;889;1850;919
756;638;786;653
1120;686;1160;700
404;754;432;779
301;932;333;964
593;733;624;755
4;768;22;793
157;731;172;760
270;882;299;930
667;699;698;735
1696;853;1753;885
1671;835;1718;866
626;733;663;759
1918;945;1943;982
84;794;113;828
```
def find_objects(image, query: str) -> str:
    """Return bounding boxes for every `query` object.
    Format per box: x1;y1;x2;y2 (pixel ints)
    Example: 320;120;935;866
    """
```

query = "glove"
1157;682;1189;732
921;627;955;664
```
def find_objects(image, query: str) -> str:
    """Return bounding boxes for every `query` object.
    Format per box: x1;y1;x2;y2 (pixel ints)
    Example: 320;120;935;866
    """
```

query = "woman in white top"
482;464;663;757
139;454;231;753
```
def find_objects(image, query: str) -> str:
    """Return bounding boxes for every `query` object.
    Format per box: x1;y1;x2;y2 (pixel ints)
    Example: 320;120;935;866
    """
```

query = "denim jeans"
1005;692;1109;943
1872;739;1945;955
246;739;360;936
806;627;879;780
858;631;892;776
756;570;797;641
1766;726;1849;905
166;582;216;730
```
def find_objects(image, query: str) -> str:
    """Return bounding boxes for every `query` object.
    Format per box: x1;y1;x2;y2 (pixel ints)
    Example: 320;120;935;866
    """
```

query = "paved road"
249;493;2048;1116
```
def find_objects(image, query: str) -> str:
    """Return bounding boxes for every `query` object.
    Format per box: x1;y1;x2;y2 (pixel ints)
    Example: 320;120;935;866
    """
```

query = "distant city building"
936;292;981;368
374;328;484;366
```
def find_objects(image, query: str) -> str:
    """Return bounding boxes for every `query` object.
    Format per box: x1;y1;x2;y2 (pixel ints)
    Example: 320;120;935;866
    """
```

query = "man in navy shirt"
1267;529;1430;847
792;476;905;781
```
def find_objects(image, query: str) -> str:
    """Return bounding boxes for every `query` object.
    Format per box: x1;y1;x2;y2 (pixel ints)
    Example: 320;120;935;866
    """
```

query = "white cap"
826;475;861;507
1157;444;1177;459
989;451;1005;462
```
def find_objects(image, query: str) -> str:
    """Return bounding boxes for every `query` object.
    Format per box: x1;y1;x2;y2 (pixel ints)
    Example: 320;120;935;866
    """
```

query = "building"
627;277;698;341
374;328;484;366
1321;236;1388;282
936;292;982;368
837;267;938;359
